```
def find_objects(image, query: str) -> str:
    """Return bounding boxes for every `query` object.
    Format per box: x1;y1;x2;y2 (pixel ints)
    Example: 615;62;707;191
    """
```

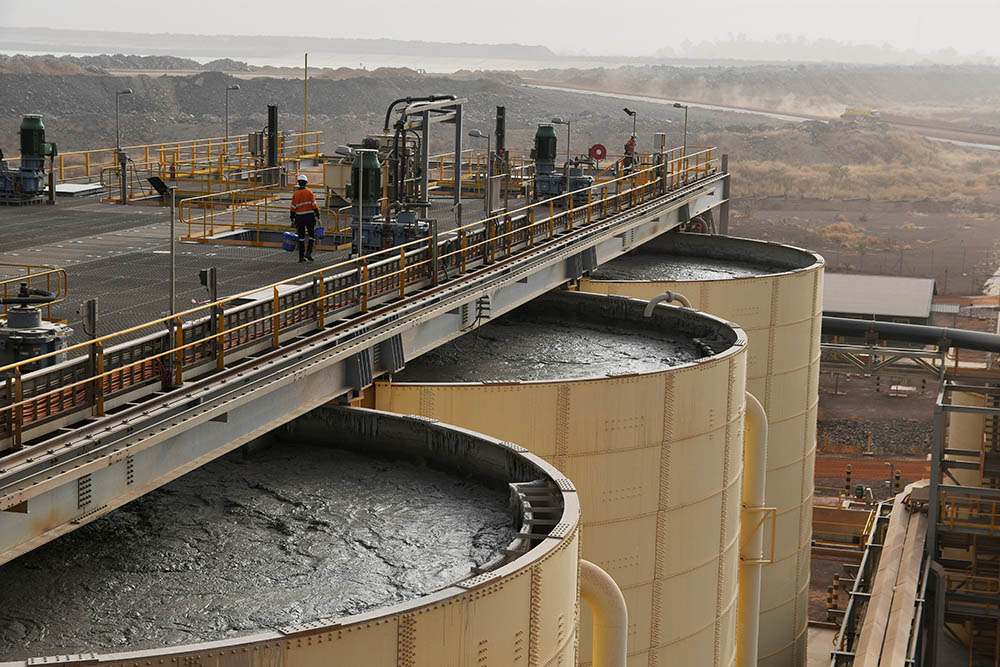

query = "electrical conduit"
736;392;768;667
580;559;628;667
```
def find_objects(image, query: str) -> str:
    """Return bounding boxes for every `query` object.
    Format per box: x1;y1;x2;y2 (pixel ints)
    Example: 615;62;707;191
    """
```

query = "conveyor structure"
0;151;727;566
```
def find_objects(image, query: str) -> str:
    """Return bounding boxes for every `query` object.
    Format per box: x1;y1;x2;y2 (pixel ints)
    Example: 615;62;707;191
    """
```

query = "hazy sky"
2;0;998;58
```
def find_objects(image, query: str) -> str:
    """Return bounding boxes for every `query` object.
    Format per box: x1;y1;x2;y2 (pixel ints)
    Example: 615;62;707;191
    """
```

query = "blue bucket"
281;231;299;251
314;226;325;239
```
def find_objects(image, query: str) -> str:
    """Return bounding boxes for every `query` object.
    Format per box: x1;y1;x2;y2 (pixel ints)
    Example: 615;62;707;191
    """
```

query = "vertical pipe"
737;391;768;667
579;559;627;667
169;187;176;315
453;103;463;209
303;53;308;137
421;110;430;205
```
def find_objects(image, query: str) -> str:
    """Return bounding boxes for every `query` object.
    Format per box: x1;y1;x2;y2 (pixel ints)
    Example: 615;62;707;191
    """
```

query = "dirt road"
523;79;1000;149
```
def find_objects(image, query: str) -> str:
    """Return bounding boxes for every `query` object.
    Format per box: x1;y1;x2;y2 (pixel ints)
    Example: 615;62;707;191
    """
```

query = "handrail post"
216;307;226;370
94;341;105;416
271;287;281;348
173;317;184;387
587;188;592;225
399;248;407;298
460;235;467;273
11;369;23;450
361;262;369;312
430;219;439;286
316;272;326;329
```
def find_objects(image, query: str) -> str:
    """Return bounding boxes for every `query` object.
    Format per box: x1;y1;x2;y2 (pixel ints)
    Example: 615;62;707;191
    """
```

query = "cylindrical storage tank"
375;290;748;666
0;407;580;666
945;392;985;487
577;232;824;666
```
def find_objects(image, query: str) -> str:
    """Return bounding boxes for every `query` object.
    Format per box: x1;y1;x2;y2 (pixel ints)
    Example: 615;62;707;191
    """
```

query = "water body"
0;443;513;661
395;307;705;383
590;252;779;281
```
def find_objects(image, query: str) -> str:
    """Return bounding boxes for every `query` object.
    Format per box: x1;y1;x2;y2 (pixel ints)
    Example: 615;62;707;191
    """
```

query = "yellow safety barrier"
941;494;1000;536
0;264;68;322
26;131;323;185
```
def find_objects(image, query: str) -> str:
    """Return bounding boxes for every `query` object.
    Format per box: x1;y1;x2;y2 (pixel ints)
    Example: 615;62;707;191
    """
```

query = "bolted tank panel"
578;232;824;667
0;408;580;667
375;290;748;667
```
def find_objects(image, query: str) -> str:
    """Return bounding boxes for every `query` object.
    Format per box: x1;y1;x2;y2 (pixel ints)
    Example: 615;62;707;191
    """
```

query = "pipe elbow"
580;559;627;667
642;291;693;317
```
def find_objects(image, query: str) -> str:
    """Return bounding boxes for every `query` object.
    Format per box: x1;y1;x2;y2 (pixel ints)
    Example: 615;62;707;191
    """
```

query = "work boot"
305;255;315;262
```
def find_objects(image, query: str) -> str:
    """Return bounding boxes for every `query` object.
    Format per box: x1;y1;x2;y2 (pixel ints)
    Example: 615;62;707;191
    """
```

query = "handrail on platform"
0;147;719;451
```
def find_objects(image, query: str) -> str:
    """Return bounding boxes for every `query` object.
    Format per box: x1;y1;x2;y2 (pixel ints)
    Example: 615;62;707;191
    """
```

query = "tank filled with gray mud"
394;290;739;383
587;231;818;281
0;408;563;661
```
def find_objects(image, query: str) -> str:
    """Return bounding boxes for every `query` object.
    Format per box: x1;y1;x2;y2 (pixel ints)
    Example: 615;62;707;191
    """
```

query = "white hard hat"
297;173;308;183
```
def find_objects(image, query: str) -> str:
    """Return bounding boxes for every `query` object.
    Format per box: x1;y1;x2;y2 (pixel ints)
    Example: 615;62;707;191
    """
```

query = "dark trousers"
295;214;316;259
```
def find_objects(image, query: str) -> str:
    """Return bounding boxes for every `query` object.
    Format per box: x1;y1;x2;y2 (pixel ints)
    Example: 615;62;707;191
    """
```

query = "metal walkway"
0;153;728;565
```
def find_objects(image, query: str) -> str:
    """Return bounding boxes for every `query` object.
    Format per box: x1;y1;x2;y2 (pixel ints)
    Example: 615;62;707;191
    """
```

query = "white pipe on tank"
580;559;627;667
737;391;768;667
642;290;692;315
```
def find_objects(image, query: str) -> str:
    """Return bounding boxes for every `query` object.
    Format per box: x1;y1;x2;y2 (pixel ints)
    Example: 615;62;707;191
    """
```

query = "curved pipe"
642;291;693;316
823;316;1000;353
0;285;55;305
382;94;457;131
736;391;768;667
580;559;627;667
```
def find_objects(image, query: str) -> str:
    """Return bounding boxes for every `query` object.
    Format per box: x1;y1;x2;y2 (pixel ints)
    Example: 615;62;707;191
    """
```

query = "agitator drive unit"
0;114;57;201
0;283;72;372
349;138;429;253
531;124;593;204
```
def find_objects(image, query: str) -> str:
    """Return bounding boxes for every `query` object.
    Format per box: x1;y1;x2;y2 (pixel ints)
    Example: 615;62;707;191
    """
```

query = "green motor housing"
534;124;557;164
19;114;46;158
351;150;382;205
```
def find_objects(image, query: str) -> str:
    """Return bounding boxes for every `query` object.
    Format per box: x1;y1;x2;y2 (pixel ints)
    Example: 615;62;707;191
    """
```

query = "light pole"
673;102;689;157
550;117;570;197
623;107;637;138
225;84;240;155
468;129;491;214
115;88;132;205
115;88;132;151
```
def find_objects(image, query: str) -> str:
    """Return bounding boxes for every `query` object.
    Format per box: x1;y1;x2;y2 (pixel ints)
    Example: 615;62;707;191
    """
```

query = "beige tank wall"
376;345;747;666
577;251;823;666
945;391;985;487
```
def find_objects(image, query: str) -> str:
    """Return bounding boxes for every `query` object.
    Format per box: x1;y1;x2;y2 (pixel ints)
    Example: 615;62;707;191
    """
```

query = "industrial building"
0;95;997;667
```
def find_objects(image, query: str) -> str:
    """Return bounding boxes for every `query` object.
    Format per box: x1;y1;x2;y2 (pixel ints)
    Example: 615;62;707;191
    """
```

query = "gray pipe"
382;94;457;131
822;316;1000;353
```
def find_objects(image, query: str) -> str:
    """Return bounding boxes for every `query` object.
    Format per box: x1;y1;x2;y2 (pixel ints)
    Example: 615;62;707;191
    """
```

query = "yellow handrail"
0;147;719;438
0;264;69;321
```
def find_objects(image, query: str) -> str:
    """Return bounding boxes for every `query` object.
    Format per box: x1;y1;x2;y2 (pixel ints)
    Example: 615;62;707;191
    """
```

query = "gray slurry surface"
589;252;779;281
395;310;704;383
0;443;512;660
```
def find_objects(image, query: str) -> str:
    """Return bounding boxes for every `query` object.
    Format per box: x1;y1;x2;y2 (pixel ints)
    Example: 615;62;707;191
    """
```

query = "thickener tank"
375;290;749;666
577;232;824;667
0;407;581;667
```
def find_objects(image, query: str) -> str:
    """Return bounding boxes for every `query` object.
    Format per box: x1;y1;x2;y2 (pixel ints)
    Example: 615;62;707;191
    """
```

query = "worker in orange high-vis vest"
289;173;320;262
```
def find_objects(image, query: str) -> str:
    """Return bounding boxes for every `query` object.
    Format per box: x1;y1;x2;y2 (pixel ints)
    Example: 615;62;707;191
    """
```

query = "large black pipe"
382;95;457;132
823;316;1000;353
